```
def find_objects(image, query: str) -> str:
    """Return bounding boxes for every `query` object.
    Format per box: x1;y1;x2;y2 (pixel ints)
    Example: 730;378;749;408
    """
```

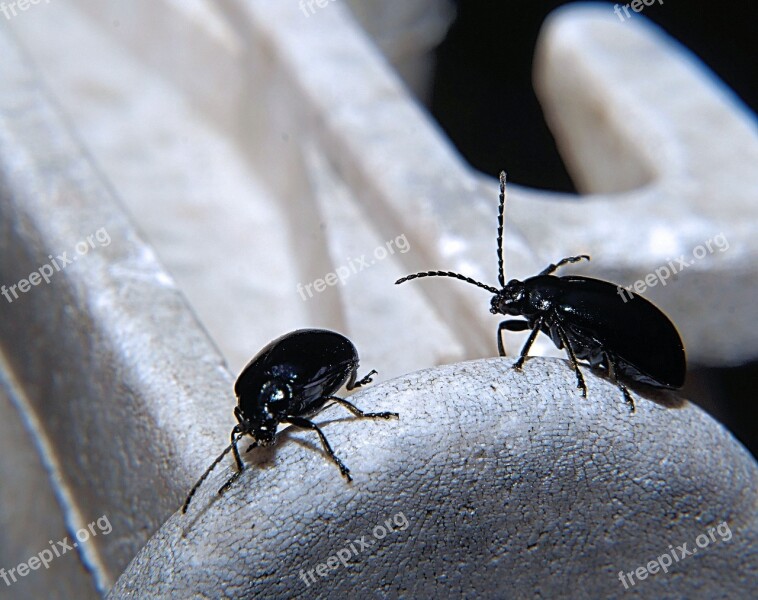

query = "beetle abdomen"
538;276;686;388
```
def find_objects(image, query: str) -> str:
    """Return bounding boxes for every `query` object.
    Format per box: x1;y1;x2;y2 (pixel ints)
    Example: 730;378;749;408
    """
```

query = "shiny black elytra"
396;172;686;411
182;329;398;513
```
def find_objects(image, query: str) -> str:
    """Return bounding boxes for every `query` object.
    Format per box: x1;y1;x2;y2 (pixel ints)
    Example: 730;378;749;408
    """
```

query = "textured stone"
109;359;758;598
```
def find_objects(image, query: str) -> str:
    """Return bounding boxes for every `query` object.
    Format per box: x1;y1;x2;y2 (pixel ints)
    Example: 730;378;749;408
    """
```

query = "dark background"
429;0;758;456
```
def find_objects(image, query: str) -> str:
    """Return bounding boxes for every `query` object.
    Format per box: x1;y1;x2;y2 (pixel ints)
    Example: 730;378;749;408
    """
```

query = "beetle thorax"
490;280;530;316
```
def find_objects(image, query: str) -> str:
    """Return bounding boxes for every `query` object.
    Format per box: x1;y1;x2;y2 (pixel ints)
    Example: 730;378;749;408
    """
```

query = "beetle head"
237;379;293;446
490;279;527;316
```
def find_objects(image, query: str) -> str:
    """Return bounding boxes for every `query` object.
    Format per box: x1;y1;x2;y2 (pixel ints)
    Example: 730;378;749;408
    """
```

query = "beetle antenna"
395;271;499;294
497;171;507;288
183;439;239;514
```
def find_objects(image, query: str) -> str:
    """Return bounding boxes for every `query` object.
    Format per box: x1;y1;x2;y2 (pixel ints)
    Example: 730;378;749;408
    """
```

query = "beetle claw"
369;411;399;420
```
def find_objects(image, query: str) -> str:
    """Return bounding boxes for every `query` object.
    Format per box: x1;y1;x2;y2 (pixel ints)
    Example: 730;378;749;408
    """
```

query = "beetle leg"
497;322;507;356
554;325;588;397
511;317;544;368
539;255;590;276
325;396;399;420
345;368;377;390
218;428;246;496
282;416;352;482
497;319;530;356
603;352;636;413
230;427;244;471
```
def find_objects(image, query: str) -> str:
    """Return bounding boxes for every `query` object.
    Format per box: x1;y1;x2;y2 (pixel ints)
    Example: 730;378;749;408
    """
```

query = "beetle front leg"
498;319;530;357
554;325;587;397
218;428;246;495
283;416;352;482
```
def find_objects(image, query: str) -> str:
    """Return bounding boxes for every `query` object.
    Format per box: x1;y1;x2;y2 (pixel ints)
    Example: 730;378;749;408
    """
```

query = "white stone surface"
110;359;758;598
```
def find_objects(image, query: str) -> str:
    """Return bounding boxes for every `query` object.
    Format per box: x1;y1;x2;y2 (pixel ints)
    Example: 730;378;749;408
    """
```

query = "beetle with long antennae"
396;172;686;411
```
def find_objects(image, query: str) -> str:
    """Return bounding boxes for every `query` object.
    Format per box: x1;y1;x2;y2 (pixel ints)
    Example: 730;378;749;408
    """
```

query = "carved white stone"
1;0;756;596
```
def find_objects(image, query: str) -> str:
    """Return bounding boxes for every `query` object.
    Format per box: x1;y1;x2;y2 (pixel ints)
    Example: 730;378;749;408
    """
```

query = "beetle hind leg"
283;416;353;482
326;396;399;420
345;368;377;390
604;352;636;413
554;326;588;397
618;385;635;413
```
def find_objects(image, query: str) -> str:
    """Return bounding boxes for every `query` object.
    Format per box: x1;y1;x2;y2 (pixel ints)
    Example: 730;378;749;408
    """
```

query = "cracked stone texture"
109;358;758;599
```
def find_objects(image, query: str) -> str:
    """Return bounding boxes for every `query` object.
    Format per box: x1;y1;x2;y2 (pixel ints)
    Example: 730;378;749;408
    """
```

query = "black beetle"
396;172;685;411
182;329;398;513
